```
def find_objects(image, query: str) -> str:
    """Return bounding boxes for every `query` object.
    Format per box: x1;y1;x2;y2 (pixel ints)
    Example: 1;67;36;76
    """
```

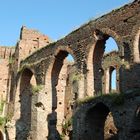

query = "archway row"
87;29;119;96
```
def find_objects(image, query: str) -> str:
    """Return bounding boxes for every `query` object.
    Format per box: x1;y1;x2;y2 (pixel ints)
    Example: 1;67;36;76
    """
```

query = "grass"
9;57;14;64
71;72;81;82
77;92;125;106
0;100;5;114
32;85;43;94
0;117;6;126
77;96;94;105
62;118;72;136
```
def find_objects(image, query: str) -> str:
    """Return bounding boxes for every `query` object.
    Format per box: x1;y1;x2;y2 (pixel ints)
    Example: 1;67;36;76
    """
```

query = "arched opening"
105;37;118;53
84;103;118;140
16;68;36;139
93;35;118;94
66;54;74;62
50;50;75;135
134;30;140;62
111;68;117;92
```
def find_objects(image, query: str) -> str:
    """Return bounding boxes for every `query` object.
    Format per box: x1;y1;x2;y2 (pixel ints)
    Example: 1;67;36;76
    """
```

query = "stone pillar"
32;86;52;140
78;74;86;99
105;68;110;94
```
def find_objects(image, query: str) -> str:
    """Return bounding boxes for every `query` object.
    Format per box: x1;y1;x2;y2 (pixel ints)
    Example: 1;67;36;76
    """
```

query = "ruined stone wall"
0;47;15;102
19;0;140;95
5;0;140;139
17;26;52;64
73;91;140;140
102;51;121;93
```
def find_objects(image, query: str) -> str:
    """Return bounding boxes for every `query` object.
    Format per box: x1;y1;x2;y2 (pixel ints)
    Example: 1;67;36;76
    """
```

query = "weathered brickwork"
0;46;15;105
0;0;139;139
73;91;140;140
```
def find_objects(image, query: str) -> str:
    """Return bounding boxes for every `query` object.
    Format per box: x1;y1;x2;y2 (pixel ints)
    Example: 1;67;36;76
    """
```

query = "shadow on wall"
47;110;61;140
16;85;32;140
129;106;140;139
119;63;140;93
15;68;35;140
82;103;118;140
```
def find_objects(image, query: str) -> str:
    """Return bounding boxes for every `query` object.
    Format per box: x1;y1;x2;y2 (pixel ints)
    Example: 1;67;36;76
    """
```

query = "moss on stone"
77;92;125;106
32;85;43;94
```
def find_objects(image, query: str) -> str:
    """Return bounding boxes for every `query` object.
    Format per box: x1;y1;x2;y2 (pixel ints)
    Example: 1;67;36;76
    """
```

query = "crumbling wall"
73;92;140;140
0;46;14;103
5;0;140;139
102;51;121;93
17;26;52;65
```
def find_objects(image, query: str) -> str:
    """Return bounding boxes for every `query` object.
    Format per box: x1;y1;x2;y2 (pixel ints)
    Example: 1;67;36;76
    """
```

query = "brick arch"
102;51;121;93
50;48;77;108
44;47;77;82
44;48;79;136
18;66;36;80
45;47;77;97
100;28;121;48
19;68;36;91
82;102;118;140
86;28;121;96
53;46;77;61
45;46;78;95
13;67;37;139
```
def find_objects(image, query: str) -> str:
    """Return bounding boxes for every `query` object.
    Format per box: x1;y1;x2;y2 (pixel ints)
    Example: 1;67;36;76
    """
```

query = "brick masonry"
0;0;139;139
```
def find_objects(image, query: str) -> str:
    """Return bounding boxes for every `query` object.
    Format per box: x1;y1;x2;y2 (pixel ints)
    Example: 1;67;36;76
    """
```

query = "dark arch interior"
16;68;35;139
93;35;118;94
84;103;118;140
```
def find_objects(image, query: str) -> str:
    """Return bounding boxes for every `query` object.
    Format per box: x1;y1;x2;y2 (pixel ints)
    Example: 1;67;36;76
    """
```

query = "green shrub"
32;85;43;94
77;92;124;106
0;117;6;126
77;96;94;105
9;57;14;64
62;118;72;135
0;100;5;114
71;73;81;82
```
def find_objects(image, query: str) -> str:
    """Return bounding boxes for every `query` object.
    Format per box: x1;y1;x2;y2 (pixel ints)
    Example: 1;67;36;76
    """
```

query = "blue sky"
0;0;132;46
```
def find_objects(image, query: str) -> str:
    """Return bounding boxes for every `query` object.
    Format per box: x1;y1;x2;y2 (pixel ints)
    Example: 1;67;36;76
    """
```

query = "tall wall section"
4;0;140;139
0;46;15;103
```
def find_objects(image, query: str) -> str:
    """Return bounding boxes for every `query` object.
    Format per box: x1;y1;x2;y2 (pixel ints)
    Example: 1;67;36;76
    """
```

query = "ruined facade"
0;0;139;139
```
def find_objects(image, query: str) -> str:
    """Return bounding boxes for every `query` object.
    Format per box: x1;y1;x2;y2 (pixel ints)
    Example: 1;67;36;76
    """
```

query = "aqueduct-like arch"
5;0;140;139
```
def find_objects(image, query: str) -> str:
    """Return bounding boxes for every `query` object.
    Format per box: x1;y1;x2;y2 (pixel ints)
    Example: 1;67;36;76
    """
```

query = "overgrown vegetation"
71;72;81;82
9;57;14;64
32;85;43;94
0;100;5;114
61;118;73;139
77;92;125;106
77;96;94;105
0;117;6;126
